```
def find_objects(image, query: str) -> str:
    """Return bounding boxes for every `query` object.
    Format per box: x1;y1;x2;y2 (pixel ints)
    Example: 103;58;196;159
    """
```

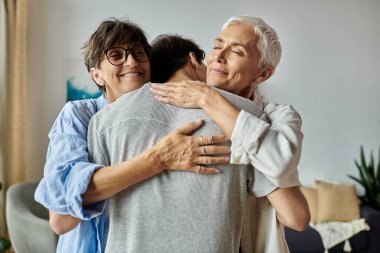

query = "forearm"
36;150;104;217
85;119;229;206
49;210;80;235
267;187;310;231
82;151;161;206
200;87;240;138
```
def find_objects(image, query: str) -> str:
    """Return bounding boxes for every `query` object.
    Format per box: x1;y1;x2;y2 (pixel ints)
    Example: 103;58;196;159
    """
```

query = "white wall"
27;0;380;193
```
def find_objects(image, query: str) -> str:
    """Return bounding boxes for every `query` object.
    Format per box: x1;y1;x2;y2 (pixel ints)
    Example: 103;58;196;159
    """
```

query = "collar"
252;92;264;112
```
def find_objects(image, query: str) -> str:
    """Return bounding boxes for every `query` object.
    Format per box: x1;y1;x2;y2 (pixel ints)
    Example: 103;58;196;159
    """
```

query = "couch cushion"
301;186;318;223
315;180;360;222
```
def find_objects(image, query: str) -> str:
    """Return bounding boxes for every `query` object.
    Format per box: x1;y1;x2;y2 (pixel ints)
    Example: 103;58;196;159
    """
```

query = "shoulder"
60;96;107;121
53;96;107;132
92;84;151;121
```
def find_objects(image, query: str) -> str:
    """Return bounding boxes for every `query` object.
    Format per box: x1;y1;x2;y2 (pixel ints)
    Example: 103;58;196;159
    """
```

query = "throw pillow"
315;180;360;222
300;186;318;223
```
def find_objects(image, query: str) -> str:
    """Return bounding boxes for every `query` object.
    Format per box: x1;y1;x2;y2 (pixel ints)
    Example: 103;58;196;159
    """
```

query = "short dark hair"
82;18;151;91
150;34;205;83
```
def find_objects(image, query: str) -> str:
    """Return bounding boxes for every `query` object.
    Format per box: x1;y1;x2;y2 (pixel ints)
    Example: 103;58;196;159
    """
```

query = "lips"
120;72;142;77
119;69;143;78
209;67;228;75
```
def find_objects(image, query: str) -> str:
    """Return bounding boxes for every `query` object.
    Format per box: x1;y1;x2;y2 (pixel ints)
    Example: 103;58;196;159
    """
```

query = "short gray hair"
222;16;282;69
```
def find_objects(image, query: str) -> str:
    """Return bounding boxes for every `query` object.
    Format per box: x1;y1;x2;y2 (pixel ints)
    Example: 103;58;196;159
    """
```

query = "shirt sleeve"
34;101;106;220
230;104;303;188
248;167;278;197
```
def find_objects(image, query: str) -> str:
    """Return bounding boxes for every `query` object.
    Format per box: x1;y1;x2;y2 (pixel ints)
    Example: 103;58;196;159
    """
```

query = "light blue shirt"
35;96;108;253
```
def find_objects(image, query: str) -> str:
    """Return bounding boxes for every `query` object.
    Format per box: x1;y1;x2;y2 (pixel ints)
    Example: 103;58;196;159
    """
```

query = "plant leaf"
349;146;380;210
354;160;369;192
348;175;368;191
368;151;375;178
369;151;377;193
360;147;375;194
360;146;367;171
377;148;380;192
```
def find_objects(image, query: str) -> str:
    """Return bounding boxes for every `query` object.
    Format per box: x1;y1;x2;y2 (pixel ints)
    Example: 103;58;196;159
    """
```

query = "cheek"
206;53;214;65
232;61;249;77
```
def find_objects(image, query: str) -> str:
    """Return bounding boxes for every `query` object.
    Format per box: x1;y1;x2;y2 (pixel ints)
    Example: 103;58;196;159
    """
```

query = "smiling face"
206;23;264;99
91;44;150;102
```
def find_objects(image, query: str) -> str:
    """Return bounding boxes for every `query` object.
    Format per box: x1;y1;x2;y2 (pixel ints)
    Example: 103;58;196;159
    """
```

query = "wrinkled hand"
149;119;230;174
150;81;212;109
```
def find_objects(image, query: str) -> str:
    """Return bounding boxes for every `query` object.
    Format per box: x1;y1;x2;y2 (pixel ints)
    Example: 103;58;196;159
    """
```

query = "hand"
148;119;230;174
150;81;213;109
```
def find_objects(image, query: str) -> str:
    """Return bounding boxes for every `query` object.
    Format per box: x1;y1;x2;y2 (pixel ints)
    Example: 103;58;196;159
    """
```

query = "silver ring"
200;136;204;146
202;146;206;156
196;165;201;173
210;136;214;144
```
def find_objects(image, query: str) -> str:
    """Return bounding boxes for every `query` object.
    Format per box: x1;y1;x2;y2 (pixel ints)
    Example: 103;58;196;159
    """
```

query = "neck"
167;63;198;82
167;71;196;82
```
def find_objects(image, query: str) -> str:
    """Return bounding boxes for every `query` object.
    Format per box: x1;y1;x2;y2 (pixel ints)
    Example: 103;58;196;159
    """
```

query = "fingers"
197;155;230;165
192;165;222;175
150;83;185;98
150;86;176;97
199;135;229;145
175;120;204;134
154;95;176;105
151;82;187;90
199;145;231;156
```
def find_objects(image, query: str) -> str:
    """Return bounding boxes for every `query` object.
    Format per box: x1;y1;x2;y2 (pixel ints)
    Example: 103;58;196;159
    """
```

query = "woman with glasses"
35;18;230;253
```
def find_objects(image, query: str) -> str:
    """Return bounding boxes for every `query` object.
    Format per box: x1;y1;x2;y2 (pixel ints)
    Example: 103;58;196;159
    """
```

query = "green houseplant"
0;182;11;253
348;146;380;210
0;238;10;253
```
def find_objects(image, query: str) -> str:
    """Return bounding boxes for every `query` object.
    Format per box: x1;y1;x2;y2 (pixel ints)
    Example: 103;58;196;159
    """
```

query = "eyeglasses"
104;47;149;66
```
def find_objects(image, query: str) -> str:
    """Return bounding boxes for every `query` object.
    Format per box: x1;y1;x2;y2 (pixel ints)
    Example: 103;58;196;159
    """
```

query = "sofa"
285;203;380;253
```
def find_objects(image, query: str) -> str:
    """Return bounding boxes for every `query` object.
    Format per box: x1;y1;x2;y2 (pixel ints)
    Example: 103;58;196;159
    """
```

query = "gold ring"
196;165;201;173
202;146;206;156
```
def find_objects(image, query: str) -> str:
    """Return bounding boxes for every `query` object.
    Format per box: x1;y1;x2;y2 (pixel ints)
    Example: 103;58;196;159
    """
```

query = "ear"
254;66;275;86
188;52;200;69
90;67;105;87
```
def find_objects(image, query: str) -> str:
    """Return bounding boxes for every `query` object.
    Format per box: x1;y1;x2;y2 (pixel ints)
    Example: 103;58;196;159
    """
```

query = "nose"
215;48;227;63
124;53;138;66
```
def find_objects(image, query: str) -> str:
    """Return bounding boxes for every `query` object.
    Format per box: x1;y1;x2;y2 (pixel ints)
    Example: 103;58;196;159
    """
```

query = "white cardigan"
232;97;303;253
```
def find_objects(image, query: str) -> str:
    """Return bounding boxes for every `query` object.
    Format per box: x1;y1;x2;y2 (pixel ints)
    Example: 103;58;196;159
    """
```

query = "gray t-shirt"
88;84;276;253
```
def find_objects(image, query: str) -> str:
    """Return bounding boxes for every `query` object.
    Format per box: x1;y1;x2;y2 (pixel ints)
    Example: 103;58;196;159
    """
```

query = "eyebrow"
214;37;247;49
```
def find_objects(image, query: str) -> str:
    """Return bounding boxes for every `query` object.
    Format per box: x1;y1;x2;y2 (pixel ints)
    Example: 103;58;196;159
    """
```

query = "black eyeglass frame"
104;47;149;66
